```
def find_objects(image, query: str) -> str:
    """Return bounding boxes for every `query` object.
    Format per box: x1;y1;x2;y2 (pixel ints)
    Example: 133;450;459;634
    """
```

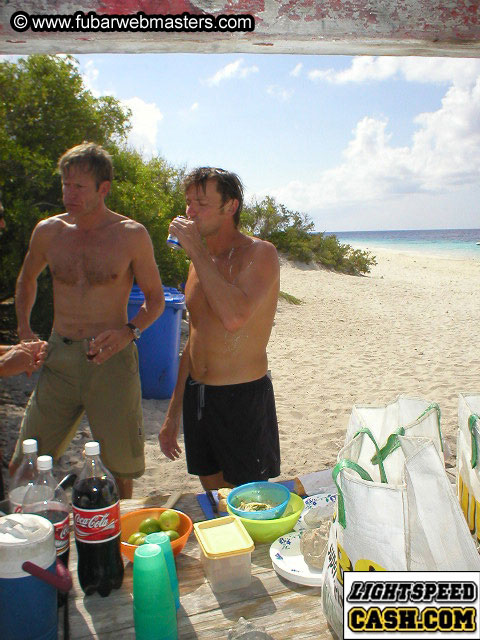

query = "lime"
158;509;181;532
138;517;162;535
127;531;147;545
164;529;180;541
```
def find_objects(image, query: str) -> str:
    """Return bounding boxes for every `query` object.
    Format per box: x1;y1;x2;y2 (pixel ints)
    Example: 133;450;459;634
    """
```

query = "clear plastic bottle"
166;233;182;250
72;441;124;597
9;439;38;513
22;455;71;606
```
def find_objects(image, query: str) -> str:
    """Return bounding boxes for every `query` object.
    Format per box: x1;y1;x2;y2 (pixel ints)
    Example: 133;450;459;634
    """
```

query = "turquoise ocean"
328;228;480;259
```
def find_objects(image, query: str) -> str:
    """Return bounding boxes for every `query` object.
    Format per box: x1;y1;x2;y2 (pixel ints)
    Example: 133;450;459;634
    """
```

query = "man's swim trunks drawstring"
188;378;205;420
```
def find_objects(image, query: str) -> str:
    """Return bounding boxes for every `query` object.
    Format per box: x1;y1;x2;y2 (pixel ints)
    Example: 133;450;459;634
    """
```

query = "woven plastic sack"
457;393;480;543
322;410;480;639
344;395;444;473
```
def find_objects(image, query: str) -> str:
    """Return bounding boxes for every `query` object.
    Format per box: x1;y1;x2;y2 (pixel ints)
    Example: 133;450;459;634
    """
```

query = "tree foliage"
0;55;131;334
107;149;189;289
242;197;376;275
0;54;376;340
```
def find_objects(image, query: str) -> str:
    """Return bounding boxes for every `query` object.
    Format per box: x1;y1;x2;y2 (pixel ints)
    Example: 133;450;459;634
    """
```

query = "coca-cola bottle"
22;454;71;607
9;438;38;513
72;441;124;597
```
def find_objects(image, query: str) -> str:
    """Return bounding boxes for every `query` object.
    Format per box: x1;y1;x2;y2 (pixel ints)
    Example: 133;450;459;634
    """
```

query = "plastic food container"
194;516;254;593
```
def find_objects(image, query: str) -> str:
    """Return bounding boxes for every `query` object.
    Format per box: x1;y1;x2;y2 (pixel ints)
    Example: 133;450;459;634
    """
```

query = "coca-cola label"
54;513;70;556
72;501;121;543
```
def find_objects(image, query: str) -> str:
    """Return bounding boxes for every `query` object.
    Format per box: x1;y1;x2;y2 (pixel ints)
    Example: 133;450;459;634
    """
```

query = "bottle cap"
85;441;100;456
23;439;38;453
37;455;53;471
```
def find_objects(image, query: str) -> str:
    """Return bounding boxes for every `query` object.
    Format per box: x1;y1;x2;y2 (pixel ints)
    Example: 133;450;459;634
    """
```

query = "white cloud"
81;59;117;100
308;56;480;88
206;58;259;86
290;63;302;77
82;59;101;97
121;97;164;157
190;102;199;111
267;76;480;213
267;85;293;102
411;79;480;188
78;59;163;157
0;55;21;63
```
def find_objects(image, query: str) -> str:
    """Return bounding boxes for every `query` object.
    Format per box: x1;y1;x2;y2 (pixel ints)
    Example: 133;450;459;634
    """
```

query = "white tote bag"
345;394;444;463
457;393;480;541
321;429;480;639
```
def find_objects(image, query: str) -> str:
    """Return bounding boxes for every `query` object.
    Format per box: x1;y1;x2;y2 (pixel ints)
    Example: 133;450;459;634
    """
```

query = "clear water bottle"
72;442;124;597
9;439;38;513
22;455;71;607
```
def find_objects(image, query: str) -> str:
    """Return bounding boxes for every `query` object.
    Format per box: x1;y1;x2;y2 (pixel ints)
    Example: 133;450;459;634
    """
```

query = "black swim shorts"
182;375;281;486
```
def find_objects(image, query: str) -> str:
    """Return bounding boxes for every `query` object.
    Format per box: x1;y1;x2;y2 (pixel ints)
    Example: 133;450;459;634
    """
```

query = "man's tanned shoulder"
35;213;69;231
246;237;280;271
119;216;148;232
118;218;155;248
27;214;68;249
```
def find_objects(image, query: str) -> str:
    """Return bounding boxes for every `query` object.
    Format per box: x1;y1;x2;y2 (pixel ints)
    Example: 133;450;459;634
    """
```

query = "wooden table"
61;493;333;639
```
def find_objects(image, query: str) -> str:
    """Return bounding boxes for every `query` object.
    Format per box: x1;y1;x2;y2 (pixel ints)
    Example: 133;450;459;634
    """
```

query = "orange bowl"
120;507;193;562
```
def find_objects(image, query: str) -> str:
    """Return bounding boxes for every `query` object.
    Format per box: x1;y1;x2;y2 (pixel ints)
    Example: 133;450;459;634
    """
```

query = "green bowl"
227;493;304;544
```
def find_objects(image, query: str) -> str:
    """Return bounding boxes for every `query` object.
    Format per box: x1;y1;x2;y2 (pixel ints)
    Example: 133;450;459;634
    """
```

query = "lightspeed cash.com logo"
343;572;479;639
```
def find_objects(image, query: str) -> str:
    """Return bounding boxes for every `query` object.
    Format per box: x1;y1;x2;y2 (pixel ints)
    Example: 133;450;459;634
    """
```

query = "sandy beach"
1;247;479;499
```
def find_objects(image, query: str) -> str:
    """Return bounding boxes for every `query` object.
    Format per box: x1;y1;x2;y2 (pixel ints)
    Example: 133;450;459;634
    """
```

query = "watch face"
127;323;141;340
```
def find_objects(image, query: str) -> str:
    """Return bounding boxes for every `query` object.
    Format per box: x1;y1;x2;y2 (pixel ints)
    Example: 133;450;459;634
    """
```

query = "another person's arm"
158;337;190;460
15;222;49;340
0;341;47;377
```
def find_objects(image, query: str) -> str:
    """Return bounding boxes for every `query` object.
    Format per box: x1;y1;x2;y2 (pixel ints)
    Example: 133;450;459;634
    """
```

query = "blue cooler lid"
129;285;185;310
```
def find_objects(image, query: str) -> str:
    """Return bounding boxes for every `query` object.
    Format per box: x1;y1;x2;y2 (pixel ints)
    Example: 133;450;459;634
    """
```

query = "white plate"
270;531;324;587
294;492;337;532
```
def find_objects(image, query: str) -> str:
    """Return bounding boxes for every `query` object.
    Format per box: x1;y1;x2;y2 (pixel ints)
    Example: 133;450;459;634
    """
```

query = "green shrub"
279;291;303;305
242;198;376;275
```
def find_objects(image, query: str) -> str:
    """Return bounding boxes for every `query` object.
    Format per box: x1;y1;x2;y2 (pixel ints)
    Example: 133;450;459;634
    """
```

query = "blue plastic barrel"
128;285;185;399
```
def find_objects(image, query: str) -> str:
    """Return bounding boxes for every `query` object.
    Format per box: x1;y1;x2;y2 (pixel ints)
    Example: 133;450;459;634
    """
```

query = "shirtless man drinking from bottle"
159;167;281;490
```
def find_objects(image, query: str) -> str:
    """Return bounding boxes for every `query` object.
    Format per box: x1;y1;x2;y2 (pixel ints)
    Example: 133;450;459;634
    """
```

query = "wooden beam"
1;1;480;56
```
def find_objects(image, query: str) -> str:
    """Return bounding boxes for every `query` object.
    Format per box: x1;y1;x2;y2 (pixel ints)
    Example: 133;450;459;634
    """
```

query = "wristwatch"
126;322;141;341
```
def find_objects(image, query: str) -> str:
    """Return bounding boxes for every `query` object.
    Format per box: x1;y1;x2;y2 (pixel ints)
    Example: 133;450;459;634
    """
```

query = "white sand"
2;248;479;498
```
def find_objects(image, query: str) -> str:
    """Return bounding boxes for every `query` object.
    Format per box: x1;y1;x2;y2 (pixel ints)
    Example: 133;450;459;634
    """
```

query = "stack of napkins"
292;468;336;497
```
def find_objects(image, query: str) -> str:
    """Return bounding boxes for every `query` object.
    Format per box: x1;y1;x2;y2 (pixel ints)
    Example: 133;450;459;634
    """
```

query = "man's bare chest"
185;258;242;323
185;276;210;321
47;232;131;287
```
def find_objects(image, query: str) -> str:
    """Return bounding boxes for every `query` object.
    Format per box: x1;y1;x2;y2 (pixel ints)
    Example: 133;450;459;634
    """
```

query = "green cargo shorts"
11;331;145;478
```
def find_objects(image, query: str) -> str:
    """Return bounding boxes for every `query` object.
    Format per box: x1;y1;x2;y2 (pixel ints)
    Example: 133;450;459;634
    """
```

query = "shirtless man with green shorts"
9;142;165;498
159;168;281;490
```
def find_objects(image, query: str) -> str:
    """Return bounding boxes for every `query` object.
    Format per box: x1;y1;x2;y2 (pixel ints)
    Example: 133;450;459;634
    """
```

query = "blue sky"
6;53;480;231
